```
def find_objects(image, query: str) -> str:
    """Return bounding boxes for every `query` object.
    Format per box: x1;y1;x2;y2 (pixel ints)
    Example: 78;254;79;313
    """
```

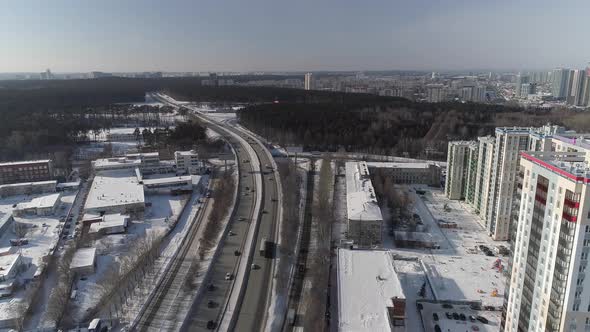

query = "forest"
237;101;585;159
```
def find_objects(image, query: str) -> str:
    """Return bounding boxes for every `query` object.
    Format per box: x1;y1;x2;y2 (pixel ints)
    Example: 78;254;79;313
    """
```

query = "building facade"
174;150;203;175
504;150;590;332
445;141;476;200
0;160;53;185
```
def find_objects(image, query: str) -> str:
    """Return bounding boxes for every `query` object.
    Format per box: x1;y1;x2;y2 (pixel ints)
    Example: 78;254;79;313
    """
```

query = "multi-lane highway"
152;94;281;332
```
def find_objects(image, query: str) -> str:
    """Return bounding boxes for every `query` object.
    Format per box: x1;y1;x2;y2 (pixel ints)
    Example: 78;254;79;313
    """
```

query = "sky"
1;0;589;72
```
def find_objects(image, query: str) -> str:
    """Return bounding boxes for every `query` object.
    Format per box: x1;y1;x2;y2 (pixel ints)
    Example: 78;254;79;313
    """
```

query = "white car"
225;273;233;280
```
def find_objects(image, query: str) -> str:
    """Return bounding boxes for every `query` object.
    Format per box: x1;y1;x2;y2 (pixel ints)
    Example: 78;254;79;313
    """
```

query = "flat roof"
0;180;56;189
93;157;142;169
0;254;20;278
142;175;193;186
175;150;198;156
85;169;144;211
345;161;383;221
521;151;590;183
71;248;96;269
0;159;51;167
16;193;60;210
366;162;434;169
337;249;404;332
88;213;128;234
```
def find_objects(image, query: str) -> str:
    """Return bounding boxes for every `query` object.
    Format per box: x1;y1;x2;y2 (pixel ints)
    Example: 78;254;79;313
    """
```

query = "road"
153;94;281;332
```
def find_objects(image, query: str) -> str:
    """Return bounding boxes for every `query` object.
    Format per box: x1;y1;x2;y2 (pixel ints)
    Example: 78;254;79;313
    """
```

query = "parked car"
207;300;216;308
225;273;233;280
433;313;439;321
476;316;489;324
234;250;241;256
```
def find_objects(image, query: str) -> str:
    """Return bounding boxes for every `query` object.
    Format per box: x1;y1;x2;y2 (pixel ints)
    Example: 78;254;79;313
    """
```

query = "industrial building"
336;249;405;332
85;213;129;237
345;161;383;247
0;160;53;185
85;169;145;215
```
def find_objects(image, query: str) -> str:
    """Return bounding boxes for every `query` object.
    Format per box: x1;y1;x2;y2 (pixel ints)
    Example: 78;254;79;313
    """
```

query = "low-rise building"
70;248;96;276
141;175;197;194
85;213;129;237
0;160;53;185
345;161;383;247
0;180;56;198
367;162;442;187
13;193;61;216
337;249;406;331
174;150;204;175
85;170;145;215
0;254;22;282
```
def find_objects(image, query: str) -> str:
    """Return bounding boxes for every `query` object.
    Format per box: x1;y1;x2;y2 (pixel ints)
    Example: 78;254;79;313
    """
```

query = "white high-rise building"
426;84;445;103
445;141;475;200
504;149;590;332
304;72;313;90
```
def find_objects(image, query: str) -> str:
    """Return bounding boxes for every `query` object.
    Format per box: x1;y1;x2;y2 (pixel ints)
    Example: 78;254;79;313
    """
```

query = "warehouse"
85;169;145;215
86;213;129;237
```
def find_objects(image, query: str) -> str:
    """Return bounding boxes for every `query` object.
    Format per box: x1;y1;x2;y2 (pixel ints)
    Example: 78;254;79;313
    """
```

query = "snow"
0;159;51;167
337;249;404;332
85;170;145;212
70;248;96;270
366;162;435;169
345;161;383;221
15;192;60;210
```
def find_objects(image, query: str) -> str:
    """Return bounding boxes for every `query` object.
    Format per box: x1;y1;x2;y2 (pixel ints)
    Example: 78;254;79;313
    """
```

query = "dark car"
442;303;453;309
433;313;439;321
445;312;452;319
206;320;216;329
207;283;215;291
234;250;241;256
452;312;459;320
459;313;466;321
207;300;216;308
477;316;489;324
434;325;441;332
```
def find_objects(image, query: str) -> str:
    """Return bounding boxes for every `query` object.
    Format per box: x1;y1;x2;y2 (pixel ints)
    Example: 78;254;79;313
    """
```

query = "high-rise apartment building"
446;125;566;240
504;150;590;332
552;68;571;99
445;141;476;200
567;69;587;106
426;84;445;103
304;72;313;90
515;74;530;97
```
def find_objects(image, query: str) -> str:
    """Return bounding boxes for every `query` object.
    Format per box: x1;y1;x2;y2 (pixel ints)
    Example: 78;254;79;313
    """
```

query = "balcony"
563;211;578;223
564;197;580;208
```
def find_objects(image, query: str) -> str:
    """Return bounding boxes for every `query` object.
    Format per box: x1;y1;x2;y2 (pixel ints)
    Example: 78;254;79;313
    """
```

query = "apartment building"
445;141;476;200
0;160;53;185
446;125;566;240
174;150;203;175
504;150;590;332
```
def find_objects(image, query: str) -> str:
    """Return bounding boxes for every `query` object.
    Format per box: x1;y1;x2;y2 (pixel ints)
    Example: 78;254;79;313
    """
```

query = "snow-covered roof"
88;213;129;234
337;249;404;332
0;159;51;167
71;248;96;269
142;175;193;186
0;254;21;279
92;157;142;170
174;150;198;157
15;193;60;211
345;161;383;222
0;180;56;190
366;162;435;169
85;170;144;211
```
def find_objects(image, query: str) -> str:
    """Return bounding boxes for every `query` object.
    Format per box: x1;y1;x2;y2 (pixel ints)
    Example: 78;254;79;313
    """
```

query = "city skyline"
2;0;590;73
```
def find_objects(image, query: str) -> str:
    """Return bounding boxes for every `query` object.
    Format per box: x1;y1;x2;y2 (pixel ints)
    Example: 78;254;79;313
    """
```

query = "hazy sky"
1;0;589;72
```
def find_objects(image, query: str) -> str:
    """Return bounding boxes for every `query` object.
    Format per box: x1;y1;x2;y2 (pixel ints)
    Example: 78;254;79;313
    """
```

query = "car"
64;224;71;229
206;320;216;329
459;313;466;321
239;217;246;221
472;326;480;331
63;231;69;236
476;316;489;324
207;283;215;291
434;325;441;332
234;250;241;256
445;312;452;319
229;231;236;236
442;303;453;309
207;300;216;308
452;312;459;320
271;198;278;202
225;273;233;280
262;210;268;214
469;315;476;322
251;264;259;270
245;186;250;191
433;313;439;321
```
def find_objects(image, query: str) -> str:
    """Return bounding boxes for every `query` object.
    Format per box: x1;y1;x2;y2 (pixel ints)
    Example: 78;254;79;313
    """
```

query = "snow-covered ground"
0;191;78;324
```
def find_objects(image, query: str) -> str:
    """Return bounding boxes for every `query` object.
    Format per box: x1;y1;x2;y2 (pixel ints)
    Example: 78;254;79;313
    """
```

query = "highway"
153;94;281;332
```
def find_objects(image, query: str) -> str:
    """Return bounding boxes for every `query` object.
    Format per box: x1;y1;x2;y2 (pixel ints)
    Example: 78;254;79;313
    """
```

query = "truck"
259;237;275;258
